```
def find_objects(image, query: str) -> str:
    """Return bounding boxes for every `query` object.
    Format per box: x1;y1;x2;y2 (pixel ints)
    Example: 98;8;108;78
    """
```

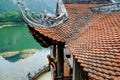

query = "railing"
27;64;50;80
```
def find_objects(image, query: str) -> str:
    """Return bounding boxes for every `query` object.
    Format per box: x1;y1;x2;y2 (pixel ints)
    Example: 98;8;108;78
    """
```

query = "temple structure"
18;0;120;80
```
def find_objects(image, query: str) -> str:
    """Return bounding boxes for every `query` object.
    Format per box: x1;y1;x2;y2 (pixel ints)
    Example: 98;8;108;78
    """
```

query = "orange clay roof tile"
30;4;120;79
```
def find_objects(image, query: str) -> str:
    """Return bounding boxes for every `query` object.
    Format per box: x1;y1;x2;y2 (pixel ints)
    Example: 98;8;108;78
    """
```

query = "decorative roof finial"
17;0;68;28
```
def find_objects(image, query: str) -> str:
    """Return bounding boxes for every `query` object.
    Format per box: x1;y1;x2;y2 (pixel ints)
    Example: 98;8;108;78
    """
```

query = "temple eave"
28;26;65;48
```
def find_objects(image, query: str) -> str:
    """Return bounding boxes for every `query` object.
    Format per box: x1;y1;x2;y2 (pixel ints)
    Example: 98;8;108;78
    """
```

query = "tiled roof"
30;4;120;79
33;4;99;43
70;13;120;79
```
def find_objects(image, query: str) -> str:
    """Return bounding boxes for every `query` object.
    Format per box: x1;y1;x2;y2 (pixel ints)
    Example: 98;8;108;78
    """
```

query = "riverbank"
0;22;25;29
0;24;15;29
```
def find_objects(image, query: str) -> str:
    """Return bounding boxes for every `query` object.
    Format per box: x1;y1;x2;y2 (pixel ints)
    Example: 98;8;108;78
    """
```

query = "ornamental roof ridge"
17;0;68;28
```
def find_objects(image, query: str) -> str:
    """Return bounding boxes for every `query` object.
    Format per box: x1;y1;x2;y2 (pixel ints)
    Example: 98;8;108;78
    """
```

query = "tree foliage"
0;12;23;23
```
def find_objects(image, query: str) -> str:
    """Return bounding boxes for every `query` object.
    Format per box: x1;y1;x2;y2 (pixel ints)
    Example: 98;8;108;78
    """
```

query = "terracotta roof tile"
70;12;120;79
29;4;120;79
33;4;101;43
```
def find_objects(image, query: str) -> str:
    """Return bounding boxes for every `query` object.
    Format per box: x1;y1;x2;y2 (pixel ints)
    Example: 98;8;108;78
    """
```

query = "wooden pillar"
72;58;82;80
52;44;58;77
53;45;56;58
57;42;64;78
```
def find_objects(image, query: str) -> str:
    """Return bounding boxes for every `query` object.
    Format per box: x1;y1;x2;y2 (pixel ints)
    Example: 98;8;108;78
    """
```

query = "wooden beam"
51;45;58;77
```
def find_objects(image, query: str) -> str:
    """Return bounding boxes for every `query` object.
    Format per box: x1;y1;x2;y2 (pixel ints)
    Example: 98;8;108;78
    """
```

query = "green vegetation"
0;12;23;26
0;0;56;26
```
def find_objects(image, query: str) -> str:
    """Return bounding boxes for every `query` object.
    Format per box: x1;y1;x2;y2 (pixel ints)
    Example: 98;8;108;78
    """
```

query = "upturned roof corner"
17;0;68;28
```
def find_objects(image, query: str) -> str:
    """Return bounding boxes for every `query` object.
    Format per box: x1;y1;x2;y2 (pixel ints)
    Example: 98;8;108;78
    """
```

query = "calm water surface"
0;24;41;52
0;24;50;80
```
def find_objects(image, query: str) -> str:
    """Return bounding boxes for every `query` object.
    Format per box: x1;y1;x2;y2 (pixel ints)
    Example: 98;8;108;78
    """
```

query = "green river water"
0;24;50;80
0;24;41;52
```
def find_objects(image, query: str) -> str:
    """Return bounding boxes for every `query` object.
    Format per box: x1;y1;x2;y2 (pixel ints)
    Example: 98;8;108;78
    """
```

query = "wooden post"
53;45;56;58
73;58;83;80
57;42;64;79
52;45;58;77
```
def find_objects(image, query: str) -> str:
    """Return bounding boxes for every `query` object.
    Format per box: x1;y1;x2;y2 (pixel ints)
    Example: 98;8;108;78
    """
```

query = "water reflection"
1;49;37;62
0;24;50;80
4;53;21;62
0;24;41;53
0;48;50;80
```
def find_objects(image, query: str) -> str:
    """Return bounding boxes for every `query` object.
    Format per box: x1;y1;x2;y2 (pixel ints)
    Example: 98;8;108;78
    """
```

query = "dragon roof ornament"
18;0;68;28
